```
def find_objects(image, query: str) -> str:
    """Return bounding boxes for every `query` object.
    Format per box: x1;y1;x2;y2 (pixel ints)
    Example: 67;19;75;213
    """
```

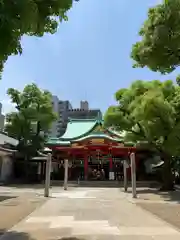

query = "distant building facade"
0;132;19;183
48;97;102;137
0;103;5;131
48;96;73;137
67;108;102;120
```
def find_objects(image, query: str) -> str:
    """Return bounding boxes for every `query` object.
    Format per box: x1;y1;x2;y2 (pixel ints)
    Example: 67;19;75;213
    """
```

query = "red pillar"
84;153;88;180
109;155;113;170
109;149;113;170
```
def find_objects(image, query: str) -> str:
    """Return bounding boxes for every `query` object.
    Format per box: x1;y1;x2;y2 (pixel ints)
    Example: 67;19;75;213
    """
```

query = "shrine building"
46;117;137;181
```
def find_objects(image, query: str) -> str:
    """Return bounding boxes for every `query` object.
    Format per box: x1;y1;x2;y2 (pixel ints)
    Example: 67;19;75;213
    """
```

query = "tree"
0;0;79;76
5;83;57;161
104;79;180;190
131;0;180;74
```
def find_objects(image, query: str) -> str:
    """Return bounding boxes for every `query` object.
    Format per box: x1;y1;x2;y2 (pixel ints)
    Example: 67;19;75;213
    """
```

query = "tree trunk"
160;152;174;191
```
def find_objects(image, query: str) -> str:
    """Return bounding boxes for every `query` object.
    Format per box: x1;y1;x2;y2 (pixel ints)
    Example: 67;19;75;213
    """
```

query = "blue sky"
0;0;177;114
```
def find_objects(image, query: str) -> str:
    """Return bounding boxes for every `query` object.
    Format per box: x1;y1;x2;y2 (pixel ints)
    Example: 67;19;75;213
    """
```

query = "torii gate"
43;150;137;199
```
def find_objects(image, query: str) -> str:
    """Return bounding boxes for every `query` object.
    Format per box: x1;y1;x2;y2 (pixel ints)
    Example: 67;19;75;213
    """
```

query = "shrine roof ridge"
71;133;123;143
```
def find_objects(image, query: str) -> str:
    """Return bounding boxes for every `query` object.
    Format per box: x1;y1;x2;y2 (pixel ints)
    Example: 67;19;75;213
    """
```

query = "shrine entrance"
45;117;138;197
47;117;138;182
44;151;137;198
51;146;134;181
87;157;110;180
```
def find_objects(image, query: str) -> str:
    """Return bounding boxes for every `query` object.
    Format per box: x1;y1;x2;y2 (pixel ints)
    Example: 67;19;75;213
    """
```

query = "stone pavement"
0;190;46;236
1;187;180;240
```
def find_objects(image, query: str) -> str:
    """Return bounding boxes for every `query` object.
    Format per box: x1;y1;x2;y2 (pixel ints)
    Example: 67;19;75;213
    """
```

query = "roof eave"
71;134;123;143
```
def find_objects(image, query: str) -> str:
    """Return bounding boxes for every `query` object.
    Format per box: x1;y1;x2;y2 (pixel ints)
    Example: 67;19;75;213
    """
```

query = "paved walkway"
1;188;180;240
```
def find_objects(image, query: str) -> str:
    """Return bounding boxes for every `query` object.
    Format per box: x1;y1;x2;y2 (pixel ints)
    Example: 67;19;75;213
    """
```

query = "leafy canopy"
104;79;180;156
131;0;180;74
5;83;56;157
0;0;78;75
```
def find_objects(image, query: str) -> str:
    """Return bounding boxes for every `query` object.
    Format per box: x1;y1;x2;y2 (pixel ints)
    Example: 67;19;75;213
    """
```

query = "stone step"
51;180;159;188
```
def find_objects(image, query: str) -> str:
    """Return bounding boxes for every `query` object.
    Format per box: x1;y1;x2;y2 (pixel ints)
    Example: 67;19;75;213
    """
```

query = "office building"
48;96;72;137
48;97;102;137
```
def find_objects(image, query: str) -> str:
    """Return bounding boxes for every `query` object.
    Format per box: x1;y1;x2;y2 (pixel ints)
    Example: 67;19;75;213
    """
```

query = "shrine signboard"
90;138;105;145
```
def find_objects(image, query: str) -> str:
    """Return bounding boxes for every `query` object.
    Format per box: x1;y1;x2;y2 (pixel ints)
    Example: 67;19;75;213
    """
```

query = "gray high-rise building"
67;108;102;120
48;96;102;137
48;96;72;137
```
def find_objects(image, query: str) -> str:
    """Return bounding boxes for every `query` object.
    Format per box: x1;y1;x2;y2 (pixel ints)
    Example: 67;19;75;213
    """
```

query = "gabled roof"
60;118;101;140
46;117;126;146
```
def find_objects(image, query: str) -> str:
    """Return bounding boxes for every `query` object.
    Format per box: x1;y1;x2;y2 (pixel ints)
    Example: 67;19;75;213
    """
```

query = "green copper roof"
60;118;99;140
46;117;129;146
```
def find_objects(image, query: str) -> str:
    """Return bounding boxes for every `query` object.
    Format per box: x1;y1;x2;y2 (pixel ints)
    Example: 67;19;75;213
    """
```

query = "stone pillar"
130;152;137;198
123;160;128;192
44;153;52;197
64;159;68;190
109;153;113;180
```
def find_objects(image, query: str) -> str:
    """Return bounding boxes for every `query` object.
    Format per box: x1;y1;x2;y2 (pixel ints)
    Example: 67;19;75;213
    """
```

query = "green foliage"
5;83;57;157
104;79;180;189
0;0;77;74
104;80;180;156
131;0;180;74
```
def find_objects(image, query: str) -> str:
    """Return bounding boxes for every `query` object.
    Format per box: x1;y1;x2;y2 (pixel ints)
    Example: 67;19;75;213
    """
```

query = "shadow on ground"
2;184;44;189
136;200;180;230
0;196;17;203
130;187;180;203
0;229;36;240
59;238;84;240
5;182;122;189
52;180;157;188
0;230;84;240
3;181;158;189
